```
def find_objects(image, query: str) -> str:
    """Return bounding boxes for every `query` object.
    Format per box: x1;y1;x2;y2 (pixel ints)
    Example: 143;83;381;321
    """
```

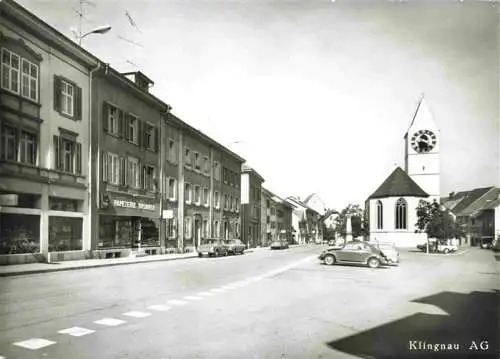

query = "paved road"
0;245;498;358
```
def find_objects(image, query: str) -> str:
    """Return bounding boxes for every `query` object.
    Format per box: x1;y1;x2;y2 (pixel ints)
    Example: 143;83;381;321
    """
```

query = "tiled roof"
450;187;495;216
368;167;429;200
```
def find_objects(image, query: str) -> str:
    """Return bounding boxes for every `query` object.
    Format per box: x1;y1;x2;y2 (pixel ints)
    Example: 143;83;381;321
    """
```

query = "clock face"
411;129;437;153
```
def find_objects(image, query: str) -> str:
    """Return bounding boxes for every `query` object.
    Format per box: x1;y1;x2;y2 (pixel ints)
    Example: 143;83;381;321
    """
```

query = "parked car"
270;240;289;250
417;239;458;254
198;239;229;257
371;241;399;266
479;236;493;249
492;238;500;252
224;239;246;255
318;241;389;268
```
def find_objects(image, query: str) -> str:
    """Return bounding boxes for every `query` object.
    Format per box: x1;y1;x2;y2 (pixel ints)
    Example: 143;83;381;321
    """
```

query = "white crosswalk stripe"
184;295;203;300
58;327;95;337
123;311;151;318
197;291;215;296
167;299;188;306
210;288;226;293
94;318;126;326
13;338;56;350
147;305;172;311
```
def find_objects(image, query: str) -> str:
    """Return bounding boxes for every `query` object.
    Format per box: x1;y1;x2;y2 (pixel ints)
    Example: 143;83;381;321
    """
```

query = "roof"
368;167;429;200
447;187;495;216
241;165;265;182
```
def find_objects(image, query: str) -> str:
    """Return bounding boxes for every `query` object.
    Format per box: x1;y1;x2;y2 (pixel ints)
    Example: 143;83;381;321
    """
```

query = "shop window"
49;197;79;211
49;217;82;251
167;218;177;238
141;218;159;247
0;213;40;254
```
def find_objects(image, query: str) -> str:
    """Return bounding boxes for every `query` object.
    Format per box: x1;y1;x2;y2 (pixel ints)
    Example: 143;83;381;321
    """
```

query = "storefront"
97;194;160;257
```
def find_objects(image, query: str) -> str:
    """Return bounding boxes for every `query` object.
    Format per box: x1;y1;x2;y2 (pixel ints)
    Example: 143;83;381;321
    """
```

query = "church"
366;96;440;247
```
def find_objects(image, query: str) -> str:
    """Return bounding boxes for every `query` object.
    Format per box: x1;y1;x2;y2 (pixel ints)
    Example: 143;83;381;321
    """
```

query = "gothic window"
395;198;407;230
376;200;383;229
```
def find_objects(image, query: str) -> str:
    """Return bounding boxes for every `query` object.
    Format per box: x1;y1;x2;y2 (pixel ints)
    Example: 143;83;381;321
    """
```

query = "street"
0;245;498;359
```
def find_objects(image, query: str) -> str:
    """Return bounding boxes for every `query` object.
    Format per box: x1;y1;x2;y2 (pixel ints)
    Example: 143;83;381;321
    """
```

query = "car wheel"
198;253;202;257
443;248;450;254
367;257;380;268
324;254;336;266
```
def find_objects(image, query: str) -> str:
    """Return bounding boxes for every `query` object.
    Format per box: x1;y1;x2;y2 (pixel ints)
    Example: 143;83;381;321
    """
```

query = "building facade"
241;165;264;248
261;188;293;246
0;0;97;264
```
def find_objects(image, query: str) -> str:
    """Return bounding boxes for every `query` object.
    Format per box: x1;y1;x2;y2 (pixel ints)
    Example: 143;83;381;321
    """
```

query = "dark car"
492;238;500;252
197;239;229;257
318;241;388;268
479;236;493;249
224;239;246;255
270;240;289;250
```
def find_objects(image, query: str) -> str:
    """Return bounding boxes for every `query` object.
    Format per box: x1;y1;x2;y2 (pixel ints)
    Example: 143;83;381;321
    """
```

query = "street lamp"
75;25;112;45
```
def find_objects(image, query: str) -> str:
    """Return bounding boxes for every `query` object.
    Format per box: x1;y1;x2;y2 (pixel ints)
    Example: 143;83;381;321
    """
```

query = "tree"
415;200;464;251
334;204;368;240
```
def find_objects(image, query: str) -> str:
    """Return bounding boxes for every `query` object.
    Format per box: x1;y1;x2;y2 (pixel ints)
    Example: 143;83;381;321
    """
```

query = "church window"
395;198;407;229
376;200;383;229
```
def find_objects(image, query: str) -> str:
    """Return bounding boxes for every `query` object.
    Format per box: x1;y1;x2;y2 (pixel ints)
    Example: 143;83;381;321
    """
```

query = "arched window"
376;200;383;229
395;198;407;229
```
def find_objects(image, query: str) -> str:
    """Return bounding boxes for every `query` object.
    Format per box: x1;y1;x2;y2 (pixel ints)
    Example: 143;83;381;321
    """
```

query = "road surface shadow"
327;290;499;359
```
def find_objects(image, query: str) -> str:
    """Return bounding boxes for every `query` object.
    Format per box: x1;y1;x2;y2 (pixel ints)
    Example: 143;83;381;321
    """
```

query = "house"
241;165;264;248
285;196;322;244
0;0;98;264
261;188;294;246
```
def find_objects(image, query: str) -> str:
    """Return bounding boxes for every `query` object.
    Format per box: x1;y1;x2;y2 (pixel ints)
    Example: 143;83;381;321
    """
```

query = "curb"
0;254;199;278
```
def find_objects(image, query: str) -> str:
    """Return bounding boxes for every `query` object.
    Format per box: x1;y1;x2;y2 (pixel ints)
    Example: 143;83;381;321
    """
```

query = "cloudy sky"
19;0;499;210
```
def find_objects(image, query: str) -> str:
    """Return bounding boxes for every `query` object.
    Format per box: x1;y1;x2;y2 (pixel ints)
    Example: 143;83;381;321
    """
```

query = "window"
230;195;234;211
54;135;82;175
19;130;36;164
60;80;74;116
1;48;20;94
395;198;407;230
167;218;176;238
377;200;383;229
167;178;176;200
126;114;138;144
21;58;38;101
214;191;220;209
1;124;17;162
203;187;209;206
203;156;209;174
144;123;156;150
236;197;240;213
185;183;192;203
213;161;220;180
185;217;192;239
184;147;191;167
144;165;156;191
223;194;228;210
194;152;200;171
128;157;140;188
223;168;228;183
168;139;176;163
194;185;201;205
104;152;121;184
107;105;119;134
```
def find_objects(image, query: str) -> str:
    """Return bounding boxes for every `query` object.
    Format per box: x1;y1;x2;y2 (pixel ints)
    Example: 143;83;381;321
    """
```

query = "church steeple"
404;95;440;202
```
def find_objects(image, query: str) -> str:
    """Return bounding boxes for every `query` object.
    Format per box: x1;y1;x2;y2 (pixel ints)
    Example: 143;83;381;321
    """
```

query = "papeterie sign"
112;199;155;211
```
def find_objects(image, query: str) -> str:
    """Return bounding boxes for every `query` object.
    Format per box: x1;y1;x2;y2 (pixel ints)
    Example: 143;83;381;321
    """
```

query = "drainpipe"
159;105;172;253
88;60;101;257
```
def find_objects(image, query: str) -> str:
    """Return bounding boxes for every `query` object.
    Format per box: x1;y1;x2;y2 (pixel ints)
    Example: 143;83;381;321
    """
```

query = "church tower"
404;95;440;202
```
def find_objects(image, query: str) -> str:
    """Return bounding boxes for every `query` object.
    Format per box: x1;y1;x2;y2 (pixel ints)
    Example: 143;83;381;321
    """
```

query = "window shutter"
137;120;143;147
118;110;124;138
154;127;159;152
102;103;109;132
53;76;62;112
74;85;82;121
121;157;126;185
75;142;82;175
53;135;60;170
102;152;108;182
124;114;130;141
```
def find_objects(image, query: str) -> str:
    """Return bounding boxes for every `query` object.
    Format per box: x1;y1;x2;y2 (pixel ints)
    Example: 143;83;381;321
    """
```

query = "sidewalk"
0;252;200;277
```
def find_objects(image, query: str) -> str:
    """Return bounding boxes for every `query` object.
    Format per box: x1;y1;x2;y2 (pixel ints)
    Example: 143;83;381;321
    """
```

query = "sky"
18;0;500;210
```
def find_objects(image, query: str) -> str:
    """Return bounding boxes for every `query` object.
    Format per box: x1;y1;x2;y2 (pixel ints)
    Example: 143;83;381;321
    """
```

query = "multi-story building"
285;196;322;244
0;0;98;264
164;113;244;252
261;188;293;246
90;68;170;258
241;165;264;248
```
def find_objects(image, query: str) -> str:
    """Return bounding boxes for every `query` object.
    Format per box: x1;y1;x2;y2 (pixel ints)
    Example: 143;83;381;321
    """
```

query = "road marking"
123;311;151;318
197;291;215;296
58;327;95;337
94;318;126;326
167;299;188;306
184;295;203;300
147;305;171;311
221;285;238;290
13;338;56;350
210;288;226;293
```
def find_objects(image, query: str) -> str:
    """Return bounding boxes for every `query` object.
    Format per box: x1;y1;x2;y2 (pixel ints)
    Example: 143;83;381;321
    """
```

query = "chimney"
122;71;154;93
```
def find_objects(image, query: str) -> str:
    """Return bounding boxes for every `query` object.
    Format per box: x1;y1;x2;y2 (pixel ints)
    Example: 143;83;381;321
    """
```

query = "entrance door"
194;218;201;248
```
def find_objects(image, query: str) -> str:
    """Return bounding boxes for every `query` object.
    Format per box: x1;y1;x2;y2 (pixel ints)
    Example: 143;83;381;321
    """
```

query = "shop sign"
112;199;155;211
162;209;174;219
